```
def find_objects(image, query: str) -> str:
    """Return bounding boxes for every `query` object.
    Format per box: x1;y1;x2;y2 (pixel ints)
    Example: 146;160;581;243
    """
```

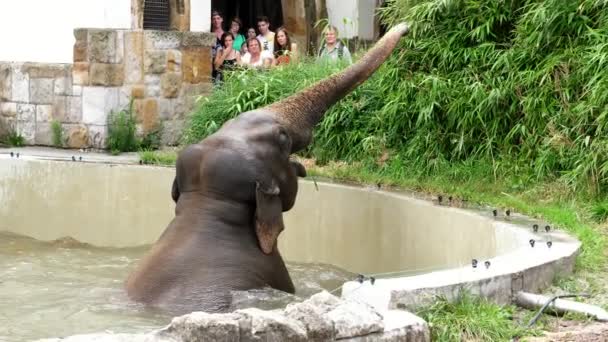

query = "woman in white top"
240;38;274;69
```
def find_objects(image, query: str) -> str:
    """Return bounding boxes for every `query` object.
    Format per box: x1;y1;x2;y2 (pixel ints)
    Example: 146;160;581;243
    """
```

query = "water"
0;232;355;342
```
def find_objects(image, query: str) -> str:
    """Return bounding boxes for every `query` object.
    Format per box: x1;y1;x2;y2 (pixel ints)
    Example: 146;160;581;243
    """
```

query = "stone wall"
0;28;214;149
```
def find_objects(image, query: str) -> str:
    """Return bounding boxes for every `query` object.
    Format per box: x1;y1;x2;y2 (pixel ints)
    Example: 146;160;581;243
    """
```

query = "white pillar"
191;0;211;32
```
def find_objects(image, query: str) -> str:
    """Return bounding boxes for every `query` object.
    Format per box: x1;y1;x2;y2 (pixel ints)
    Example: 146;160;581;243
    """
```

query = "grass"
139;149;177;166
417;292;539;341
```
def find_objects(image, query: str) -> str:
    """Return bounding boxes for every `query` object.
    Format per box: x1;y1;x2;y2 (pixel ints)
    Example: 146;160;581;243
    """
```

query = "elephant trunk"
263;22;410;153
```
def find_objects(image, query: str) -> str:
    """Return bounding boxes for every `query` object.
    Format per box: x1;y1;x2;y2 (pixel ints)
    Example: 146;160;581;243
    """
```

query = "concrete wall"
0;0;131;64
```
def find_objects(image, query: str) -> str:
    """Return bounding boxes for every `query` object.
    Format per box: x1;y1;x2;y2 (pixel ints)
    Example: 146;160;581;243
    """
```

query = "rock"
161;72;181;98
237;308;308;342
29;78;54;104
326;300;384;339
66;125;89;148
284;299;335;341
162;312;242;342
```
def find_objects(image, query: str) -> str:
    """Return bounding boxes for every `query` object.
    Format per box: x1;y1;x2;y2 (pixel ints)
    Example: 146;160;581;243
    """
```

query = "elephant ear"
171;176;180;203
255;180;284;255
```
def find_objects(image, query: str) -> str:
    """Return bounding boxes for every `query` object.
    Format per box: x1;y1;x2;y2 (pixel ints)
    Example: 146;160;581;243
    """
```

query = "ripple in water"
0;232;355;342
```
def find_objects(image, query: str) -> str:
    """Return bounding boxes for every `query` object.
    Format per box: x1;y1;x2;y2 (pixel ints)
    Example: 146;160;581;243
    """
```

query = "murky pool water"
0;232;355;342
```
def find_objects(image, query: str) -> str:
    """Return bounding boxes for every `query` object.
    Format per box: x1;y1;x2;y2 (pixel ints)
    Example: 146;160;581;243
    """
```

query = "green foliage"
107;100;139;155
417;292;534;341
50;119;63;147
1;130;25;147
186;0;608;198
139;150;178;166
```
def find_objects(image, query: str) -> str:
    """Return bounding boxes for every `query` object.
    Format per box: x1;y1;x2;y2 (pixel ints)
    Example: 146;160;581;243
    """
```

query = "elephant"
125;22;410;316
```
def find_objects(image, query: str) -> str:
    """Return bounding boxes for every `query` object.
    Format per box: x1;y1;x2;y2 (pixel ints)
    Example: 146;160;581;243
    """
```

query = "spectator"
211;10;225;80
246;27;257;40
241;38;273;69
317;25;352;64
241;27;257;54
256;16;275;54
214;32;241;84
229;17;246;52
273;27;298;66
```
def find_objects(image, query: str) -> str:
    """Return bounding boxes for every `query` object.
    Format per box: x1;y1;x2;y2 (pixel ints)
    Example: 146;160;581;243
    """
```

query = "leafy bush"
185;0;608;197
107;100;139;154
50;119;63;147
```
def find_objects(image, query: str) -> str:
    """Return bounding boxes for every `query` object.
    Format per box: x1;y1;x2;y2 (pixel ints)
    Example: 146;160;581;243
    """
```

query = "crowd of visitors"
210;10;353;84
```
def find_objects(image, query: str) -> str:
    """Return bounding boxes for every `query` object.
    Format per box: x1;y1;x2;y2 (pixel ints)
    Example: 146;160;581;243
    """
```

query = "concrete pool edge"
341;220;581;312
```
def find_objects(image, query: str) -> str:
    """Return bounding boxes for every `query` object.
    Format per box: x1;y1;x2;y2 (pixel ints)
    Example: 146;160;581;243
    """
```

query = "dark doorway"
211;0;284;33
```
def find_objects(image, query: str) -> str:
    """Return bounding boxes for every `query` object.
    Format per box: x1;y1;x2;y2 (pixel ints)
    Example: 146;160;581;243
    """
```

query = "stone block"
0;64;10;101
115;30;125;64
73;62;90;85
53;96;67;122
144;75;161;97
23;63;69;79
144;31;182;50
17;104;35;122
82;87;119;125
16;120;35;144
284;299;335;341
124;31;144;84
34;121;53;146
72;86;82;96
74;28;88;43
181;32;217;47
11;67;29;102
182;47;212;84
1;102;17;117
144;50;167;74
36;105;53;122
166;50;182;72
161;72;181;98
160;119;183;146
87;124;107;149
158;98;174;120
88;30;117;63
134;98;159;134
90;63;125;86
66;124;90;149
131;84;145;99
166;312;242;342
66;96;83;123
54;76;73;96
29;78;54;104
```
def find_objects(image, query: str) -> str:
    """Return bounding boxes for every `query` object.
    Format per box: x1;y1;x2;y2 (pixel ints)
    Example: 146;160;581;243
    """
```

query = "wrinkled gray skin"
125;23;410;316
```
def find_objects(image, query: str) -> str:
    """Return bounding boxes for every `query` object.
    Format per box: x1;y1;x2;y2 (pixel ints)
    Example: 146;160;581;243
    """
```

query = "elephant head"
261;22;410;153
